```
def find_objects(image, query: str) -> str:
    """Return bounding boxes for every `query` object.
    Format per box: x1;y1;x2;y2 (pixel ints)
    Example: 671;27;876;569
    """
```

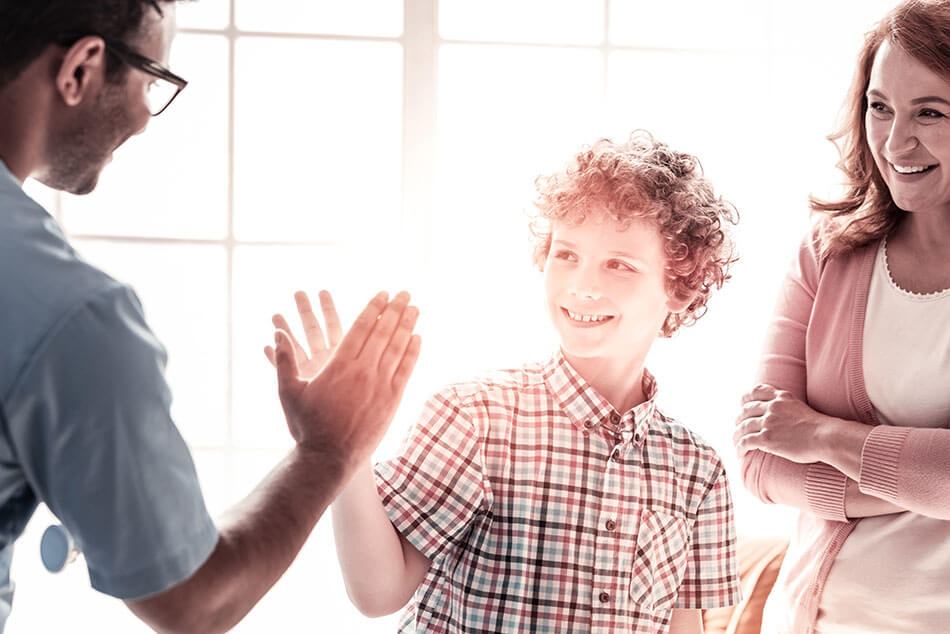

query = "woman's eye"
868;101;890;118
552;250;576;262
919;108;947;120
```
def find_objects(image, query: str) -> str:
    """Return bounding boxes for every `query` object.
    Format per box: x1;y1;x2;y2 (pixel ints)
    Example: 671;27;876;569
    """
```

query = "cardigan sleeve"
739;229;850;522
859;425;950;520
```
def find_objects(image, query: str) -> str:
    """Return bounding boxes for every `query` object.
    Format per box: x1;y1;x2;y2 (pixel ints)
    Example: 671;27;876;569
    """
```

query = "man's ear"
55;36;108;107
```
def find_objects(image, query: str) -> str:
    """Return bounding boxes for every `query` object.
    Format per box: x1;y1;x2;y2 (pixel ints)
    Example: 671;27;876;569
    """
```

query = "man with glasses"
0;1;420;631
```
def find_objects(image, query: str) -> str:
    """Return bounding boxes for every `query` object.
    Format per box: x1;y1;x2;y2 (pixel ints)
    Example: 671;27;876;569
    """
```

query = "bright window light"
440;0;604;44
235;0;403;36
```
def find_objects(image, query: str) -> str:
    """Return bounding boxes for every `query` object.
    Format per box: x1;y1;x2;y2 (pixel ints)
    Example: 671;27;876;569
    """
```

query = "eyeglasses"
58;35;188;116
102;38;187;116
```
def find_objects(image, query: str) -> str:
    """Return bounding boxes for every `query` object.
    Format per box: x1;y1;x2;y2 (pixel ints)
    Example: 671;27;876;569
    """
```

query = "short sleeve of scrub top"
3;283;218;599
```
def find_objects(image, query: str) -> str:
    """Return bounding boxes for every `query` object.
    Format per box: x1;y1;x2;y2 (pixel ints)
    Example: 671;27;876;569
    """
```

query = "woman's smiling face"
866;39;950;216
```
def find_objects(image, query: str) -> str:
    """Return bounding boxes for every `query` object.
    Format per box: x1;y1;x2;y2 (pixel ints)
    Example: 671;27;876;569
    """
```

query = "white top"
815;239;950;633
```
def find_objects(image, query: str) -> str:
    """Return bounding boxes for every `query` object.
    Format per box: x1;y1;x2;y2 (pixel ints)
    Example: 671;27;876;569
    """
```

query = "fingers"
359;291;412;362
264;345;276;367
736;399;766;425
732;415;761;444
741;384;777;404
735;431;765;457
273;329;302;401
336;291;390;359
392;334;422;395
319;290;344;347
294;291;329;357
379;304;420;377
272;313;308;367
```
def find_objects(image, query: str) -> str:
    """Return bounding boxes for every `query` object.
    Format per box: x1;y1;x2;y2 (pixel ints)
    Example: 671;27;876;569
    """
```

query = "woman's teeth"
892;163;936;174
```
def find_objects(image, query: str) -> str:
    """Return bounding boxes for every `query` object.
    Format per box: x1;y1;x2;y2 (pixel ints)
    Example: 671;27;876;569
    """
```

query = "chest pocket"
629;508;691;614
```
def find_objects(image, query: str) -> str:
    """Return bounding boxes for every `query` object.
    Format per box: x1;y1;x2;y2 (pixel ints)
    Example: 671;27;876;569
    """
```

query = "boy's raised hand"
270;290;422;472
264;290;343;380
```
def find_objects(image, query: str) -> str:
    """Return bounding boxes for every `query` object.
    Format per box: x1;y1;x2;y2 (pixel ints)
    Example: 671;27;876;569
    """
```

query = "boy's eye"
552;249;576;262
607;259;635;272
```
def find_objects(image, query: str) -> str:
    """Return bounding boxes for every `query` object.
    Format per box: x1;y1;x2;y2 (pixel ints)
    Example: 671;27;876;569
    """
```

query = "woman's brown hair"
812;0;950;259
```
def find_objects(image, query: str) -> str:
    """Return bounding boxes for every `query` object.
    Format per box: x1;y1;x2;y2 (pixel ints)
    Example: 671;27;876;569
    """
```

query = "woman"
732;1;950;632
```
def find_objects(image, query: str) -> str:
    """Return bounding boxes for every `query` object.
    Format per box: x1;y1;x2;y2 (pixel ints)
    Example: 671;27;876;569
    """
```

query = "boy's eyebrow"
552;240;649;267
608;250;650;267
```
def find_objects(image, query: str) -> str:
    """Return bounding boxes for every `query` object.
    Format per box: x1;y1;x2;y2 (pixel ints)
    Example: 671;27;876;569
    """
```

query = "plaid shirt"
375;351;740;633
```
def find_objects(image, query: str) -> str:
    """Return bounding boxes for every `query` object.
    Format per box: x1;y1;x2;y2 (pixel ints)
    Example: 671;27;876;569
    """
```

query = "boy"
272;132;741;633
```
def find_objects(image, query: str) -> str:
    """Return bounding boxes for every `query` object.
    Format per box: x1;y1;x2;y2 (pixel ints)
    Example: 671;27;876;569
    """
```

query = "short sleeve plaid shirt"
375;351;741;633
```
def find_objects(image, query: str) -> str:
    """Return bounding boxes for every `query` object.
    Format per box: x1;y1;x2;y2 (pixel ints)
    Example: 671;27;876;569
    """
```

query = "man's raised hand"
271;290;421;472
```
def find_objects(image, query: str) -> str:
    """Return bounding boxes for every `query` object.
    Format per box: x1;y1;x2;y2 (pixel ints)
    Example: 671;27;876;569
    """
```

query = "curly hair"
531;131;738;338
811;0;950;259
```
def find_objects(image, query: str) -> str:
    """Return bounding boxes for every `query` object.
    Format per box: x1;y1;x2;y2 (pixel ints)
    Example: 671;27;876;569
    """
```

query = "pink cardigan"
739;228;950;633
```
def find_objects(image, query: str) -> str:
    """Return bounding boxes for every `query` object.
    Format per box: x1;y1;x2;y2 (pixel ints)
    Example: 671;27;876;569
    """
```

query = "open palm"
264;290;343;380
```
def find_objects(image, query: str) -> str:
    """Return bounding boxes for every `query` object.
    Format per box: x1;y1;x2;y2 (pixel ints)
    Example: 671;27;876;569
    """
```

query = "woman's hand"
733;384;835;464
264;290;342;380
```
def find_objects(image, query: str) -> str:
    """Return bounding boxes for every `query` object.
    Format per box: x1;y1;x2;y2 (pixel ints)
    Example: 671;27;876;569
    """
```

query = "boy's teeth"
567;310;609;323
893;163;933;174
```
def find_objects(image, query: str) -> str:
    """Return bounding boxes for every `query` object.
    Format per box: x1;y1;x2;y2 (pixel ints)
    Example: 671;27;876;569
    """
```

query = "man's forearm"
332;464;430;617
127;444;350;633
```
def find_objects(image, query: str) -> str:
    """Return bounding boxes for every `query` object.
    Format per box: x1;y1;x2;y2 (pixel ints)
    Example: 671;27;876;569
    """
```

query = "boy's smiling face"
543;212;689;365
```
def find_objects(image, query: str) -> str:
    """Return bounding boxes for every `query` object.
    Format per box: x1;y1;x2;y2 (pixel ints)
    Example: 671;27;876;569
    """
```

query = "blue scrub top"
0;161;218;629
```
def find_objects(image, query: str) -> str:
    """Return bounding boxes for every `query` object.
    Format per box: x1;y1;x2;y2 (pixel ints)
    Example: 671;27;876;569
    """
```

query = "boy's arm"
668;608;703;634
332;464;431;617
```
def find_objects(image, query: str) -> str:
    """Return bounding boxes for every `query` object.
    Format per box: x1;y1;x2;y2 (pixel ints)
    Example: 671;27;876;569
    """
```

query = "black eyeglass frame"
58;35;188;116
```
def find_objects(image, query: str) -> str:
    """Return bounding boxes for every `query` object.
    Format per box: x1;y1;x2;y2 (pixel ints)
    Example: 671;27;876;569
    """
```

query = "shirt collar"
542;349;656;447
0;158;21;189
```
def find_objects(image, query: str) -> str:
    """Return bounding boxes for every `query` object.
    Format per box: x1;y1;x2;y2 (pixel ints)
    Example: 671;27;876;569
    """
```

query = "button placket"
591;434;632;622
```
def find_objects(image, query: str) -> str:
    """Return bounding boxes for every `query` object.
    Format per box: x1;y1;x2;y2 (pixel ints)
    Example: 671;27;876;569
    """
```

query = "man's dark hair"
0;0;173;88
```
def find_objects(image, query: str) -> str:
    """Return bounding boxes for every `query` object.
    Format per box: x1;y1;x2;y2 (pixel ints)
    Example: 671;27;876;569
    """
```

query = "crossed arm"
732;237;950;522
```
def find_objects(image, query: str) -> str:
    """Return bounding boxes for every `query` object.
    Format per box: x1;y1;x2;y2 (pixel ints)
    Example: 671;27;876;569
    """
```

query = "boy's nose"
569;287;602;301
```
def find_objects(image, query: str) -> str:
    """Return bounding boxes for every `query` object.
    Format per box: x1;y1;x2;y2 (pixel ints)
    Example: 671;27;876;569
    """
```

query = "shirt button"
605;519;617;531
584;419;594;429
599;591;610;603
609;413;621;425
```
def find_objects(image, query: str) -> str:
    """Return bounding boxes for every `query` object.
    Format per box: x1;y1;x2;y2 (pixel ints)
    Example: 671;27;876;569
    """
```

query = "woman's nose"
884;116;919;158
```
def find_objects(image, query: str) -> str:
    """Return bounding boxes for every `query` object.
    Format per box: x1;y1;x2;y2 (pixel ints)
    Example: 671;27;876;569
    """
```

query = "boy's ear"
55;37;108;108
665;292;695;315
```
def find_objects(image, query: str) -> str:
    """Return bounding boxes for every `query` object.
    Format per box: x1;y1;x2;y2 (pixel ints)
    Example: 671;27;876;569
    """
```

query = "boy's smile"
562;308;614;326
544;212;690;374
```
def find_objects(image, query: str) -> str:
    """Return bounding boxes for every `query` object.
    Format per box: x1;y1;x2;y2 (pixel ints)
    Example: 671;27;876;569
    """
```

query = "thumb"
274;329;303;400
